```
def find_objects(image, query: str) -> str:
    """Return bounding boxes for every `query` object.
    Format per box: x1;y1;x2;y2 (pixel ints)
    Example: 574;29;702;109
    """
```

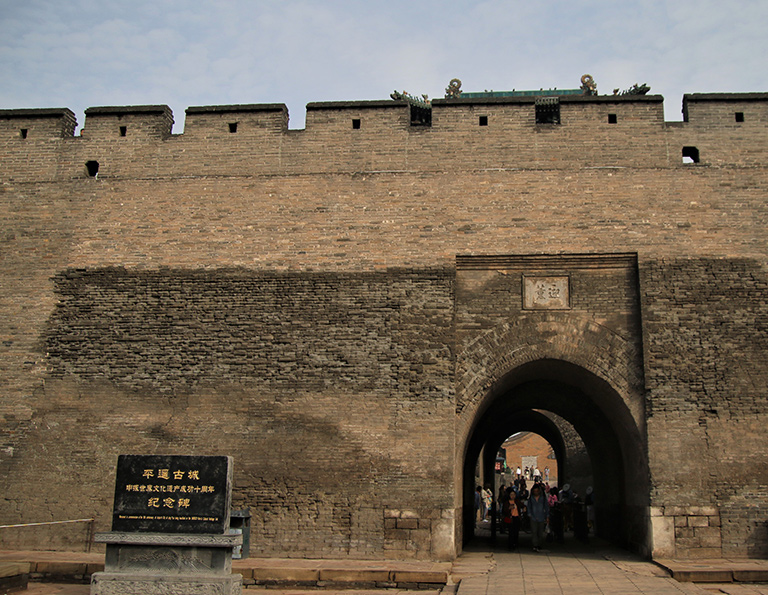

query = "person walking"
585;486;595;534
497;484;507;528
502;487;522;549
481;485;492;521
559;483;574;532
527;483;550;552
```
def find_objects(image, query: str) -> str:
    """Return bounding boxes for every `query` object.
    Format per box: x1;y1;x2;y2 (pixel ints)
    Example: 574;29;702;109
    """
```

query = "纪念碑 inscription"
523;275;570;310
111;454;232;534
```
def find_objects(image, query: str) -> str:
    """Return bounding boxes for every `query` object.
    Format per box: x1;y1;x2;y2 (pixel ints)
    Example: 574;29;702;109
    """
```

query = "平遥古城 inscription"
111;454;232;534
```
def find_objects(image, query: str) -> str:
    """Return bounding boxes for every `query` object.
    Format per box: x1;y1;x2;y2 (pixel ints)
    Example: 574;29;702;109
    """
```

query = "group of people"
477;478;595;552
515;465;550;483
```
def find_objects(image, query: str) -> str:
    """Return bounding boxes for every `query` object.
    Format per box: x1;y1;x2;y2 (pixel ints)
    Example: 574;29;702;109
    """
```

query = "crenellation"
81;105;174;140
683;93;768;123
0;108;77;139
183;103;289;137
2;92;767;182
303;101;410;135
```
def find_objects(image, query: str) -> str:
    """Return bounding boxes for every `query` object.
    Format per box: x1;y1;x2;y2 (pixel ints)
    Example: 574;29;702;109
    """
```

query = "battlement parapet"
184;104;288;137
82;105;174;139
0;107;76;138
683;93;768;123
431;93;664;106
1;92;766;181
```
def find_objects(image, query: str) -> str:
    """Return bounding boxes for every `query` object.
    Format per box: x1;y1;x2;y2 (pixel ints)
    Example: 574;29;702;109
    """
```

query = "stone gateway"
1;89;767;561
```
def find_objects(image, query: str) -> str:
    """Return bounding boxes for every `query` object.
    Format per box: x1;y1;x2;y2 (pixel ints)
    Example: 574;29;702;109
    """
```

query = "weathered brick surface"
5;268;455;559
641;258;768;557
1;93;767;559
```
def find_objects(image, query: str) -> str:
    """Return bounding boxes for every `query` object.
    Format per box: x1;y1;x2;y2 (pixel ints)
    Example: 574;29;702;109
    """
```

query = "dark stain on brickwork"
45;267;455;395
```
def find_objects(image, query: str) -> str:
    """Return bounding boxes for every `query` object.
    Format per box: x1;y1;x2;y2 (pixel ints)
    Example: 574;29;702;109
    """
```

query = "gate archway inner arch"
461;358;650;554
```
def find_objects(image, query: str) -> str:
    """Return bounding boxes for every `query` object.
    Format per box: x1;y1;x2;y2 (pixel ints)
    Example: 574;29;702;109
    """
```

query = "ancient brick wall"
641;257;768;558
1;92;767;559
501;432;559;486
2;93;767;182
6;268;456;559
677;94;768;166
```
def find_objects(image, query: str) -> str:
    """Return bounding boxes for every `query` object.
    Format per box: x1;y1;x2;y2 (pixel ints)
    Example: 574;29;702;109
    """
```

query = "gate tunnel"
462;358;650;553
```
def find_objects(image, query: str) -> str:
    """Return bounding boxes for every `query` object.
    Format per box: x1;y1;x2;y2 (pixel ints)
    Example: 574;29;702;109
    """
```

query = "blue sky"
1;0;766;131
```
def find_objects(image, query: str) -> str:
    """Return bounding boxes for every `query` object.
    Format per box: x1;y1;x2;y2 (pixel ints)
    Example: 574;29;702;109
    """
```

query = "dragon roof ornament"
390;90;431;109
613;83;651;96
580;74;598;96
445;79;462;99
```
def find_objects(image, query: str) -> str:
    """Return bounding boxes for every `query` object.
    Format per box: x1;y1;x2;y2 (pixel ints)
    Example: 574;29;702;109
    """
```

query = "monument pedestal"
91;532;242;595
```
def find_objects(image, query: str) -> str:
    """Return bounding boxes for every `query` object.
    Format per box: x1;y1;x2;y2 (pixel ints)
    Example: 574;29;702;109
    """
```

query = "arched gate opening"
462;358;650;554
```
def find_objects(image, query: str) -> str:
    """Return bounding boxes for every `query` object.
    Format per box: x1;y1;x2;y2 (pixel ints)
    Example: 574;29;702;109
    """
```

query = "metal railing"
0;518;95;552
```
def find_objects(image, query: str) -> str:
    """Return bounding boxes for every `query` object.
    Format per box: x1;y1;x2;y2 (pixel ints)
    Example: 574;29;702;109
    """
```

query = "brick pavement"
455;528;768;595
7;535;768;595
455;544;707;595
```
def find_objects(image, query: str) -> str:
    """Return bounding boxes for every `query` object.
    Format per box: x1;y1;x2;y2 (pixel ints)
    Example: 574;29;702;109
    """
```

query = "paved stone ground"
455;531;701;595
458;523;768;595
11;527;768;595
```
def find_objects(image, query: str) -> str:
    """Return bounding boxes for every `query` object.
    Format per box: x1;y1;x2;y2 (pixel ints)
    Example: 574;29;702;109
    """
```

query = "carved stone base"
91;571;241;595
91;532;242;595
92;572;242;595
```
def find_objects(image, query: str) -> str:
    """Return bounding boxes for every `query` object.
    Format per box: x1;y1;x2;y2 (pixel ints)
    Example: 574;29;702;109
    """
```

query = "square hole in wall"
119;126;127;137
85;160;100;177
735;112;744;122
20;128;28;139
479;115;488;126
682;146;700;164
608;114;617;124
228;122;238;133
352;118;361;129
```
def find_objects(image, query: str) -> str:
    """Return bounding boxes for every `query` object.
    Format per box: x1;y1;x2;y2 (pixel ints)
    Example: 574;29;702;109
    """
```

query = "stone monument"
90;454;242;595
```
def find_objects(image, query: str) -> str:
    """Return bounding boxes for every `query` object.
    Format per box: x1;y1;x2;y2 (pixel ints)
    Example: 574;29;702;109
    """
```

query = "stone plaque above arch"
523;275;570;310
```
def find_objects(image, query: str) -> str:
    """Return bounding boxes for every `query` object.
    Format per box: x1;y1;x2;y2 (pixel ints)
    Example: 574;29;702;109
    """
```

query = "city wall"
1;92;767;559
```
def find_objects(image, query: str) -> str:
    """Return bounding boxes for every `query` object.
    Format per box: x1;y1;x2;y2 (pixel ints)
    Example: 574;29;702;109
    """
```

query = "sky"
1;0;766;132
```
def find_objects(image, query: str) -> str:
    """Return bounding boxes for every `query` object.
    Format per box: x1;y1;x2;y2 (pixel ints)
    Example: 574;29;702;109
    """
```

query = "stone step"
655;559;768;583
0;551;450;590
0;561;31;593
238;560;449;590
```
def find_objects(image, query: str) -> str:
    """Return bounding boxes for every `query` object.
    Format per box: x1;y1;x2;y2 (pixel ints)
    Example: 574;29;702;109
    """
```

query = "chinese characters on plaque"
523;276;570;310
111;454;232;534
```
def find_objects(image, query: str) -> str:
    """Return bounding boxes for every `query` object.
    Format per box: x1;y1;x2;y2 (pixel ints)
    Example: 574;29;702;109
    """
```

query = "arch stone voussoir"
456;312;644;427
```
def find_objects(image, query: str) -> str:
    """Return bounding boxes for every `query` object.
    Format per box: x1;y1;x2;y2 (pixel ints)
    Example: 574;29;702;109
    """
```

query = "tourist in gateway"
527;484;550;552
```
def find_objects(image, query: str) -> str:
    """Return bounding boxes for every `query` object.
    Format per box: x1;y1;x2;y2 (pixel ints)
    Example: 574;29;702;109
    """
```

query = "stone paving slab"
4;544;768;595
0;549;450;582
0;548;450;593
456;547;709;595
22;587;443;595
696;586;768;595
655;558;768;583
656;559;768;583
